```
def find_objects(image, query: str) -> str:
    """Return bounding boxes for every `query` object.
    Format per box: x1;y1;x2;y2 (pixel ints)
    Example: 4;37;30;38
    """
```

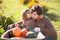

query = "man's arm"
41;16;57;36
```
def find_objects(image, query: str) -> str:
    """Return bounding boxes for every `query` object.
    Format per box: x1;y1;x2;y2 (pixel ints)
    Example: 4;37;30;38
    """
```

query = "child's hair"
22;9;30;21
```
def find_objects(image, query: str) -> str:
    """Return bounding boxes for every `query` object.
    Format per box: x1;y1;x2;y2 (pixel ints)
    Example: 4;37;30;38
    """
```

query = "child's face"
26;11;32;19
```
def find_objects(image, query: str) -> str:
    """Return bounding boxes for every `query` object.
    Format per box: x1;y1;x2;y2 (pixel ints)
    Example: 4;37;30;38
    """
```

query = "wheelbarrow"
1;28;45;40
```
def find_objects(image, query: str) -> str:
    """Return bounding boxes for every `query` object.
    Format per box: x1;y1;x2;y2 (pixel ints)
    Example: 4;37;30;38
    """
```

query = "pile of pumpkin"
11;26;45;39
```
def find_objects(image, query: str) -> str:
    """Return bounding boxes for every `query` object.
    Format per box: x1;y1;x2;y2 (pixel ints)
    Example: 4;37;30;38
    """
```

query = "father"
31;4;57;40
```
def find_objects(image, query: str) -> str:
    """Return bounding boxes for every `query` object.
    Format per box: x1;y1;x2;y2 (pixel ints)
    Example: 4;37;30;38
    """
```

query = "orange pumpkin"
12;27;22;37
21;28;28;36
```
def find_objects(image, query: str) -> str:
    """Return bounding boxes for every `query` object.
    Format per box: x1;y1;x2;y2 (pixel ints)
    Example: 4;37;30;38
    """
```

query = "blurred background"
0;0;60;40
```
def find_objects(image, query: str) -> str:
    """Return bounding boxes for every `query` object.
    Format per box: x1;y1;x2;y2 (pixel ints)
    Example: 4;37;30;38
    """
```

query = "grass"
0;0;60;40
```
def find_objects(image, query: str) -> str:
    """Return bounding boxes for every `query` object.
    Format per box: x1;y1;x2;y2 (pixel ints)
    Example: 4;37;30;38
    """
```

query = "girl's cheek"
27;15;31;18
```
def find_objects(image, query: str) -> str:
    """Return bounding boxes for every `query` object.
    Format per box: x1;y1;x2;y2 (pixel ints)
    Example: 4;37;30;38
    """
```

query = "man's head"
31;4;43;20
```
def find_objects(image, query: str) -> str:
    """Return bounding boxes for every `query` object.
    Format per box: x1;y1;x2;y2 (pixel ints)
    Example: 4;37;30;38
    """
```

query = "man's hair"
31;4;43;15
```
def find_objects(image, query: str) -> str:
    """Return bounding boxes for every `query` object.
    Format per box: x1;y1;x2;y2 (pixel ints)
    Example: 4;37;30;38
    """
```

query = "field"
0;0;60;40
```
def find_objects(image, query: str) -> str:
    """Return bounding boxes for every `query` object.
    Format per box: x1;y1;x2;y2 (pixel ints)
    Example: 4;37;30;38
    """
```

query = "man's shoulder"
43;15;51;21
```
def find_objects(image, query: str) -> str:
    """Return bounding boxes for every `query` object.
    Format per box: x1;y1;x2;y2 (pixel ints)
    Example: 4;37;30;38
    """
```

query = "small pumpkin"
12;27;22;37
